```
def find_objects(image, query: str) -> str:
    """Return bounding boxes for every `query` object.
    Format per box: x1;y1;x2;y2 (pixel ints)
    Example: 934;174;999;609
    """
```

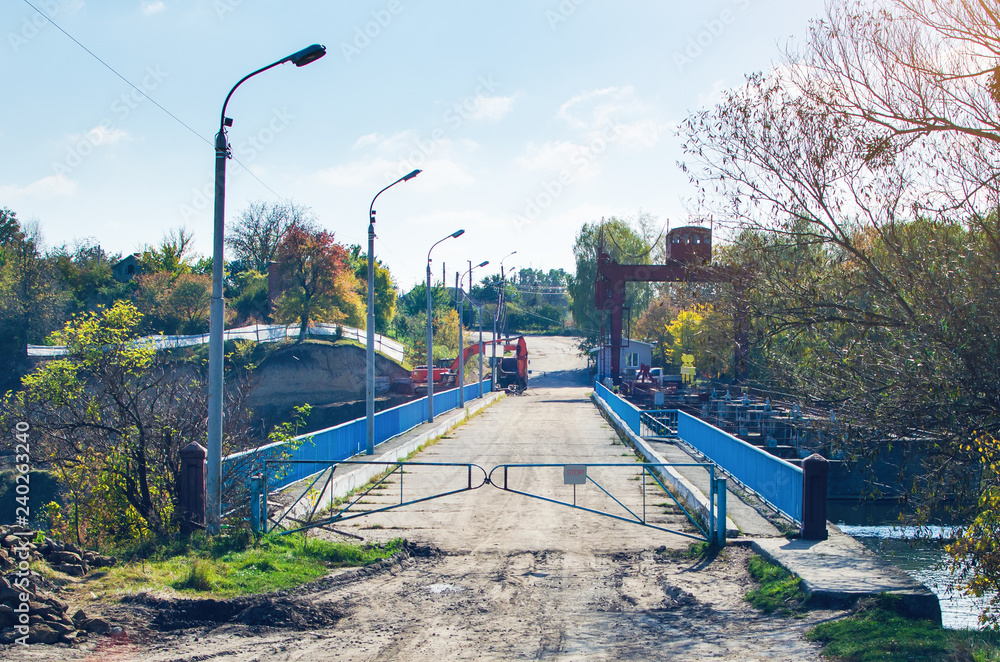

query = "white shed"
589;339;654;381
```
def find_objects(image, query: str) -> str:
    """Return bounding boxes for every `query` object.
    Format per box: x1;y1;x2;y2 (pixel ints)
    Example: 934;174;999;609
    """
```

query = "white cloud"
696;79;728;109
79;125;129;146
469;93;520;121
0;174;78;201
141;1;165;15
515;140;577;171
555;85;670;148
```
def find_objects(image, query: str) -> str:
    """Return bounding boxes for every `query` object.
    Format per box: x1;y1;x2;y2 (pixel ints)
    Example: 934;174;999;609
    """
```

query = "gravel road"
20;336;840;661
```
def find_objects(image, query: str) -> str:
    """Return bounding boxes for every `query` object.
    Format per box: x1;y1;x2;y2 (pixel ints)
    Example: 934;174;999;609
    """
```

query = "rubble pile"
0;525;117;645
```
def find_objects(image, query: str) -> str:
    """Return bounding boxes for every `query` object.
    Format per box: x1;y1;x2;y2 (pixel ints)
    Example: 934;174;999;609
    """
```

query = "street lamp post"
207;43;326;536
367;169;421;457
426;230;465;423
492;250;516;392
458;260;488;405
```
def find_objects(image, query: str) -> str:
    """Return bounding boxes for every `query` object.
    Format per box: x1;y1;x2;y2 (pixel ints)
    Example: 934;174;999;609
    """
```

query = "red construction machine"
411;336;528;395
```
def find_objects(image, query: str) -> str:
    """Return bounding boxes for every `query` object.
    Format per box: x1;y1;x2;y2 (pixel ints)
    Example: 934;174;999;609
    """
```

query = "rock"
0;535;16;548
48;550;83;565
27;623;61;644
58;563;87;577
0;585;31;603
28;601;55;618
71;609;87;626
0;549;11;571
64;543;81;556
46;620;75;636
43;596;68;613
0;605;13;629
0;627;18;644
81;617;111;634
82;551;99;563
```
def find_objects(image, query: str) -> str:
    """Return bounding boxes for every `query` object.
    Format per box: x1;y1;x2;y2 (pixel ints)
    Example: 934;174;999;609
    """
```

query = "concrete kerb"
276;391;505;525
590;392;739;538
748;533;943;623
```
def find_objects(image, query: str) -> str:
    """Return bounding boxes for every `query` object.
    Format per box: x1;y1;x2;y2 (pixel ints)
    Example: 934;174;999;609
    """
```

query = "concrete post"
800;453;829;540
179;442;207;532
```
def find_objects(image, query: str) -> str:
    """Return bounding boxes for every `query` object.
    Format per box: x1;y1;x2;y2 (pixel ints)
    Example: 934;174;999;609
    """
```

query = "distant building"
112;253;142;282
589;339;653;382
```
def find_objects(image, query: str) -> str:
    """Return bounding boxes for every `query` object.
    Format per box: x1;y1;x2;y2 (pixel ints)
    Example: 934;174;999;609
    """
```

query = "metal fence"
28;323;406;363
592;382;803;524
640;410;679;438
223;378;492;500
594;381;641;434
676;411;802;523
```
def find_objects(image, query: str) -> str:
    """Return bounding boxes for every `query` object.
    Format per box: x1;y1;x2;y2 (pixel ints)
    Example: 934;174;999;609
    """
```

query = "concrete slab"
749;531;943;624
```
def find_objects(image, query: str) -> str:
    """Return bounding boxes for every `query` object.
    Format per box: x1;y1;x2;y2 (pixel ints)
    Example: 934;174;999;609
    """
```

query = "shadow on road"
527;368;590;389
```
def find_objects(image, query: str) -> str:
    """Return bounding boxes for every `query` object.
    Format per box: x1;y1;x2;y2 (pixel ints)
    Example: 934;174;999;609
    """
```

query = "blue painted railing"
594;381;641;434
224;379;492;495
593;383;803;523
676;411;802;523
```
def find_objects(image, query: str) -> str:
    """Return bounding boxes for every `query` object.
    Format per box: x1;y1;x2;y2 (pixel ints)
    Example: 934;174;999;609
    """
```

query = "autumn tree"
228;200;310;273
272;222;363;341
680;0;1000;620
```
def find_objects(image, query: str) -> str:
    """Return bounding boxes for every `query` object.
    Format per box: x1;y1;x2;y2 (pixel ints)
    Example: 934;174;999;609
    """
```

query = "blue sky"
1;0;824;289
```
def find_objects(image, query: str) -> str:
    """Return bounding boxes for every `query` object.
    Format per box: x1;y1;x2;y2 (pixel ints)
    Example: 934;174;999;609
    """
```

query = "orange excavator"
411;336;528;395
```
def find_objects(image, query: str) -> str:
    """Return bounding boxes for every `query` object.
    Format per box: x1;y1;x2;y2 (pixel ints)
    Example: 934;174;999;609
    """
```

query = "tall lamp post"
367;169;421;457
458;260;488;406
426;229;465;422
492;250;517;391
207;44;326;536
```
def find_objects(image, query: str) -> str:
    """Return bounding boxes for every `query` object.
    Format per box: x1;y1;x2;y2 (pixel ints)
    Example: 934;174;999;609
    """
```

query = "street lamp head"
452;229;466;238
287;44;327;67
476;260;489;268
402;169;422;181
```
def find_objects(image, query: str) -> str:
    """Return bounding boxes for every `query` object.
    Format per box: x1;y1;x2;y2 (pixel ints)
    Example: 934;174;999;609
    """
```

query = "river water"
838;524;987;630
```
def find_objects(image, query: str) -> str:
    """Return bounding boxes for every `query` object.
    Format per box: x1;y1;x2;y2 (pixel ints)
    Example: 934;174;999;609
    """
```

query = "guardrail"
593;382;803;524
223;378;492;502
676;411;802;522
640;410;678;438
594;381;641;433
28;322;406;363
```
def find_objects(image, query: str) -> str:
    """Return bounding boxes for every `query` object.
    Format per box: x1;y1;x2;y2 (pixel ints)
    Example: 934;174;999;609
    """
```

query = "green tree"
0;212;65;390
141;227;197;276
347;245;398;335
6;301;259;544
569;216;655;349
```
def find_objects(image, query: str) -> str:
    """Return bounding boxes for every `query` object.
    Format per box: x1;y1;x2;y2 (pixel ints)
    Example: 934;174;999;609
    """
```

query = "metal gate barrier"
487;463;717;542
253;459;488;535
253;460;723;544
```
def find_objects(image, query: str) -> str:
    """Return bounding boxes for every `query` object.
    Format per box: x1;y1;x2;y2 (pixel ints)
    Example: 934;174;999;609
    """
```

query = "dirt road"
24;336;839;661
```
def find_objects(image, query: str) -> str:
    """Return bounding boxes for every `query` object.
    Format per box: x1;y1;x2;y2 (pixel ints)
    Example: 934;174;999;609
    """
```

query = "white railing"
27;323;405;363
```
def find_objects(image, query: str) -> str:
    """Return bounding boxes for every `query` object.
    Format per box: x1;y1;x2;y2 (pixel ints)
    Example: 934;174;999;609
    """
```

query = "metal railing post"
715;477;727;546
250;474;262;534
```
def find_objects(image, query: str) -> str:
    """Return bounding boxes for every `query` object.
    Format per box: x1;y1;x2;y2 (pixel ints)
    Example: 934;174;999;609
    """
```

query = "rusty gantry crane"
594;223;748;385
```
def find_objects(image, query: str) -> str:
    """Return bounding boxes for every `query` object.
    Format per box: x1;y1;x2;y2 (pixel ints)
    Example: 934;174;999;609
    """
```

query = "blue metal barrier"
224;379;492;495
676;411;802;522
594;381;641;434
592;382;803;523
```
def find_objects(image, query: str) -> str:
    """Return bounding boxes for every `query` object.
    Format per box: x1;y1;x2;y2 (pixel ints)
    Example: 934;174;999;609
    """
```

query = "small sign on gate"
563;464;587;485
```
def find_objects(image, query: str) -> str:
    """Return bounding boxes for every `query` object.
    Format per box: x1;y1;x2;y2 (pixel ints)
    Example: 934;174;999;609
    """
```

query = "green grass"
744;554;806;615
74;531;404;599
808;595;1000;662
